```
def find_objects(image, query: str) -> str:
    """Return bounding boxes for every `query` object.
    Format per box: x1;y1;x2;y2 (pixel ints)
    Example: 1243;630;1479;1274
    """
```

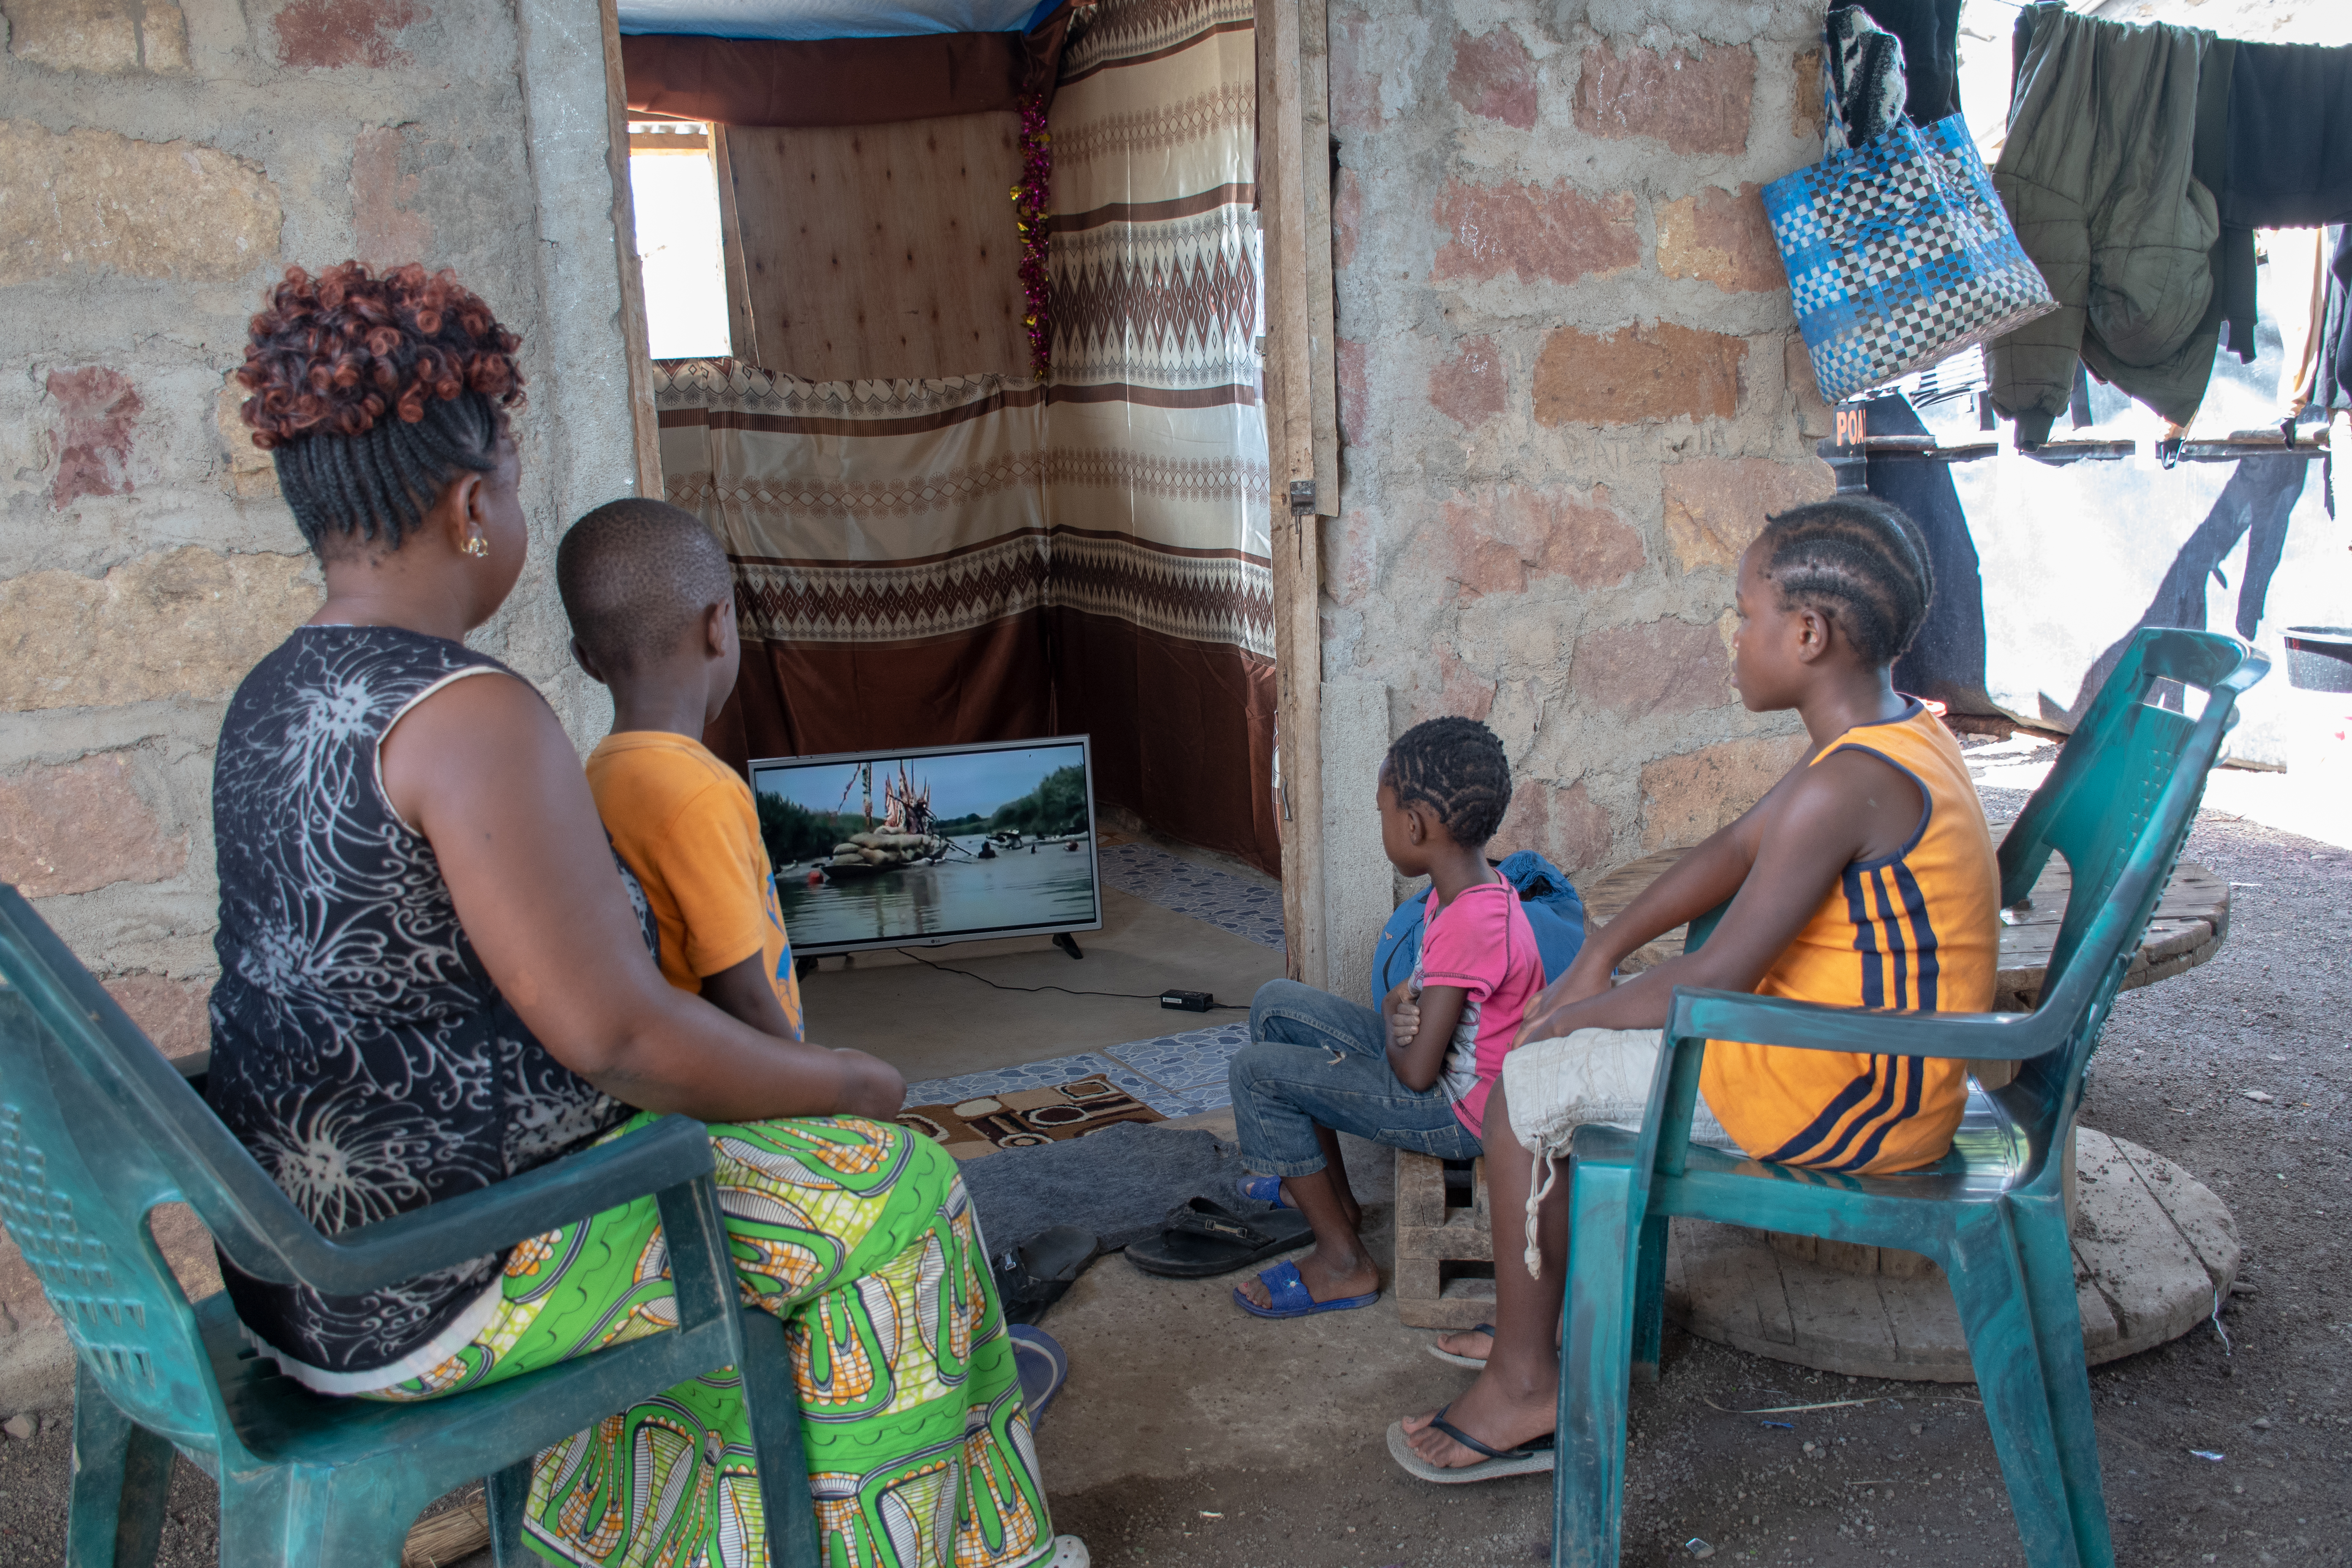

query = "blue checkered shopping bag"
1764;113;2055;404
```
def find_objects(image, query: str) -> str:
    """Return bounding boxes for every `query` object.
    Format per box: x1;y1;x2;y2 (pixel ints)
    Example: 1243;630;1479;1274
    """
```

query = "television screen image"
749;737;1101;956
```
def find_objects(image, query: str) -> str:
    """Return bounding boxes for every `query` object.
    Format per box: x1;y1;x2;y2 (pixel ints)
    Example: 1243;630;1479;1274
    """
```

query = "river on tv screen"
754;744;1095;948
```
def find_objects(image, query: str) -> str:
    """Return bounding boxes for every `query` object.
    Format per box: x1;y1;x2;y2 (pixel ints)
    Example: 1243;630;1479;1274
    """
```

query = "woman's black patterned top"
207;625;640;1380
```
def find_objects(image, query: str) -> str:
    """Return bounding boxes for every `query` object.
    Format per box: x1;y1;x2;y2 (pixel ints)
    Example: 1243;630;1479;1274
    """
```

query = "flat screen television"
749;736;1102;956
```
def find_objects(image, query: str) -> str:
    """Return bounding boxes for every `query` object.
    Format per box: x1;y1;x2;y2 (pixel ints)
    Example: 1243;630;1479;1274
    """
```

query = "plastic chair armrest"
1665;987;2060;1061
172;1048;209;1097
231;1115;715;1295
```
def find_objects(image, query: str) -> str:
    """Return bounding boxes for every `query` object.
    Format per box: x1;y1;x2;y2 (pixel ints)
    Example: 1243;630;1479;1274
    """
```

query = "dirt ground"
1041;799;2352;1568
0;799;2344;1567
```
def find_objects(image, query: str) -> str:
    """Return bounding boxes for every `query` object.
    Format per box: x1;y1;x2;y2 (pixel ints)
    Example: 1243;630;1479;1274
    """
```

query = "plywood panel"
722;113;1027;381
713;126;759;362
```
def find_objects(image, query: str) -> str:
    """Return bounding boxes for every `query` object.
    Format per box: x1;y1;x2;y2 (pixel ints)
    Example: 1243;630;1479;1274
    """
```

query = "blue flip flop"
1007;1323;1068;1424
1237;1175;1294;1209
1231;1259;1379;1319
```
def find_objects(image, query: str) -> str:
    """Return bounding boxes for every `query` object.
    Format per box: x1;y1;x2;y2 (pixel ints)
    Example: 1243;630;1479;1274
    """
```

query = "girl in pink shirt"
1227;718;1545;1320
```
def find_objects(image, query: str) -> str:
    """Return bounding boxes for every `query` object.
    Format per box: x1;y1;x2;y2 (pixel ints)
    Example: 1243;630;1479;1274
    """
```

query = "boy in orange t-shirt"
557;499;801;1041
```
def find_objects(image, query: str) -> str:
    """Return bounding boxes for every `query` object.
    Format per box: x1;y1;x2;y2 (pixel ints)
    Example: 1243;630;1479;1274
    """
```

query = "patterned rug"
892;839;1272;1157
1095;840;1285;951
896;1072;1162;1159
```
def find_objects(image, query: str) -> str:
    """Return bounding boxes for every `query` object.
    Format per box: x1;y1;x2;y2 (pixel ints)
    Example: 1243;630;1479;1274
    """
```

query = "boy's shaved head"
558;499;735;676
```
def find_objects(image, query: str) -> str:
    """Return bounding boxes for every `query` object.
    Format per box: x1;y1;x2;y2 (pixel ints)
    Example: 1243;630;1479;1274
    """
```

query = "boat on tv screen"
753;741;1096;950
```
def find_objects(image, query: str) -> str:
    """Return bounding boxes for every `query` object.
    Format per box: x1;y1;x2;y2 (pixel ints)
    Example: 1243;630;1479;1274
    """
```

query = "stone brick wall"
1320;0;1838;991
0;0;641;1405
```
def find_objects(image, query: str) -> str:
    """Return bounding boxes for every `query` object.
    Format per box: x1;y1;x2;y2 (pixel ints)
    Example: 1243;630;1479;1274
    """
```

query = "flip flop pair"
1230;1259;1379;1319
1127;1198;1311;1279
1236;1175;1293;1209
992;1225;1101;1325
1385;1405;1556;1484
1007;1324;1068;1425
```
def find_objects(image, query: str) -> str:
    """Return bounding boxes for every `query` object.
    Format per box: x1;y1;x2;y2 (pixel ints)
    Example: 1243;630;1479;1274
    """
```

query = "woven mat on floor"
896;1073;1162;1159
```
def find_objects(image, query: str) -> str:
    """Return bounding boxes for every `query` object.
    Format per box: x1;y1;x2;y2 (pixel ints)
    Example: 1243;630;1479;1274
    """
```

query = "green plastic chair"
1552;628;2267;1568
0;885;822;1568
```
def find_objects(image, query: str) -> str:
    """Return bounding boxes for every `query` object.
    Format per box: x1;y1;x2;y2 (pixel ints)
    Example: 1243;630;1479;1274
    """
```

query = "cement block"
1639;732;1810;851
0;0;187;74
1534;321;1750;427
0;119;280;287
0;547;320;713
1660;455;1835;572
1573;41;1758;158
1656;182;1783;295
0;752;186;898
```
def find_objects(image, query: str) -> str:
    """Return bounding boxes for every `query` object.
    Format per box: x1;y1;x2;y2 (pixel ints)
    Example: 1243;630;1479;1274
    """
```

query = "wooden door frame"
1256;0;1339;985
599;0;665;500
596;2;1339;974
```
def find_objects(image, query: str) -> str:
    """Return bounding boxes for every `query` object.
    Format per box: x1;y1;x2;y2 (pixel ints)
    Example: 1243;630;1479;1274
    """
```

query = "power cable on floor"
893;948;1249;1010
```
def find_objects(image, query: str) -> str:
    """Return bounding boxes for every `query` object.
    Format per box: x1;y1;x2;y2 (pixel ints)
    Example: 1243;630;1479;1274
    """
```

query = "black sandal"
992;1225;1102;1325
1124;1197;1312;1279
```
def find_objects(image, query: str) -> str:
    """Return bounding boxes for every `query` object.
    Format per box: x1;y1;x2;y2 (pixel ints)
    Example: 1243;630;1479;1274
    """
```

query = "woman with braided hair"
210;262;1083;1568
1394;496;1998;1484
1217;716;1546;1323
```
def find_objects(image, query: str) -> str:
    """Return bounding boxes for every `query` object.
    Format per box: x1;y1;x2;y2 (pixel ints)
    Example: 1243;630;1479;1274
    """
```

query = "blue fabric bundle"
1368;850;1586;1008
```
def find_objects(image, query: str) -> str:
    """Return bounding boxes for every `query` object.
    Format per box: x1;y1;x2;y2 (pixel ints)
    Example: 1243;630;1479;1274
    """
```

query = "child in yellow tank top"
1699;698;1997;1173
1394;496;1999;1481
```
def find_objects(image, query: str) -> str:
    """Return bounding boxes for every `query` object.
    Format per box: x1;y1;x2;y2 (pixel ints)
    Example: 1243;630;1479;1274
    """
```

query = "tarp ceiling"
616;0;1053;39
2076;0;2352;46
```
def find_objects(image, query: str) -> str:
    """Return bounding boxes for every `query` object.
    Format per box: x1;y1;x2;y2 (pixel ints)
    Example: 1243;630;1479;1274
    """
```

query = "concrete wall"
0;0;640;1404
1319;0;1836;998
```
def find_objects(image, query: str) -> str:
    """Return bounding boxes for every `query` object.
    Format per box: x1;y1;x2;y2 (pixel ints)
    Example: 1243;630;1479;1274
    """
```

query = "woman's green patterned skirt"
366;1115;1056;1568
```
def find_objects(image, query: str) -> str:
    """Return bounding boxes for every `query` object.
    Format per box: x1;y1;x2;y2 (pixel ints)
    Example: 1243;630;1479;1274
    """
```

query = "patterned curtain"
654;365;1054;759
653;0;1277;874
1044;0;1277;871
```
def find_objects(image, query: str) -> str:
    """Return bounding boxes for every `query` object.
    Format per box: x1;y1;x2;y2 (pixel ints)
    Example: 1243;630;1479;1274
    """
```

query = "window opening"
627;120;729;360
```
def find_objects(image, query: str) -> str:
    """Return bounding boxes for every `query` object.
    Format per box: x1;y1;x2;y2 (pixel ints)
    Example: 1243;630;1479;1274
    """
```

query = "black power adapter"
1159;989;1215;1013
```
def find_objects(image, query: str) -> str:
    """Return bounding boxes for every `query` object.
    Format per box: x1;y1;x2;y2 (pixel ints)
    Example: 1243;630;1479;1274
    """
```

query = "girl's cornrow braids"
1384;715;1514;846
1758;498;1936;664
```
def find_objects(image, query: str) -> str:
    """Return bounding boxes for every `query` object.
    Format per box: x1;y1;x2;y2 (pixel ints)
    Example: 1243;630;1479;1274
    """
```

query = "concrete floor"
800;885;1286;1083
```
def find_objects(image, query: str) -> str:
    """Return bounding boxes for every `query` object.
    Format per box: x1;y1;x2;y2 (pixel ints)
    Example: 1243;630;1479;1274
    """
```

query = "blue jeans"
1228;979;1484;1177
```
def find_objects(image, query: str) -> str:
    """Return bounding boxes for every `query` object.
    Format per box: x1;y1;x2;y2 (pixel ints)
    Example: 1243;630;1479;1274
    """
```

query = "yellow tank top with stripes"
1699;702;2000;1176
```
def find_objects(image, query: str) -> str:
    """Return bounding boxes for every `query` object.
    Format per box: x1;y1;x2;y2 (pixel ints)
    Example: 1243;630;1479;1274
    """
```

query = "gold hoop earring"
462;535;489;558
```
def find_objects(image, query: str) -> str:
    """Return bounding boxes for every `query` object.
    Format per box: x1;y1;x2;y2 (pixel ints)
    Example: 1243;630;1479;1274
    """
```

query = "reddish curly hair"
238;261;525;446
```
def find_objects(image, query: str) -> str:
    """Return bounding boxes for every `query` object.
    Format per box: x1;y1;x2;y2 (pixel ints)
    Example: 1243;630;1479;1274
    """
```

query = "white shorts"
1502;1027;1736;1159
1497;1029;1737;1277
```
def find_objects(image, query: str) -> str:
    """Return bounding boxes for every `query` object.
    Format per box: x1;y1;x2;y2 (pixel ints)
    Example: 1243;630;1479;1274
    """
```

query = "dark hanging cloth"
2210;41;2342;367
2331;225;2352;406
1830;0;1962;125
2216;41;2352;365
2222;41;2352;229
2193;38;2257;365
1990;3;2218;446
